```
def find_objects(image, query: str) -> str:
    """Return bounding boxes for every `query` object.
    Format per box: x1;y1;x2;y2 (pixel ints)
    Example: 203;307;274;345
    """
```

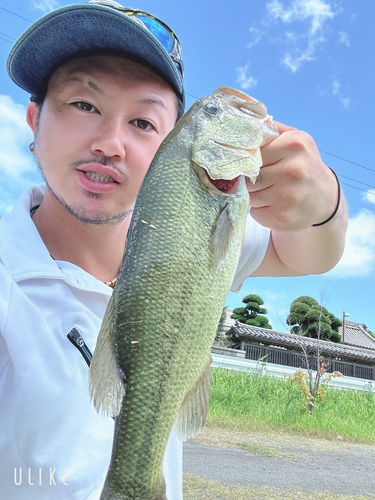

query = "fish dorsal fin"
174;355;212;442
212;204;235;269
89;295;125;417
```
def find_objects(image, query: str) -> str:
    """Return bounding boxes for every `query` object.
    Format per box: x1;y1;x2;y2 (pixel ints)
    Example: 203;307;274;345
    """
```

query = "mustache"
71;158;124;176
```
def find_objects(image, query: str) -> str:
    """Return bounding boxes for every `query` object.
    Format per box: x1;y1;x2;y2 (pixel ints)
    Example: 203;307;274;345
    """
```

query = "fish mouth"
204;140;257;193
207;175;240;193
192;160;244;195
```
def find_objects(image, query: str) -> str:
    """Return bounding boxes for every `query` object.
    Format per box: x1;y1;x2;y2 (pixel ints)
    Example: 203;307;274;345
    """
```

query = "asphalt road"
183;440;375;497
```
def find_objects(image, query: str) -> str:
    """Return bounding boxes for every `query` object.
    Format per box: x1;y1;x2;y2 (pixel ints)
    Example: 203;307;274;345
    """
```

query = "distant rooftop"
229;323;375;365
340;320;375;350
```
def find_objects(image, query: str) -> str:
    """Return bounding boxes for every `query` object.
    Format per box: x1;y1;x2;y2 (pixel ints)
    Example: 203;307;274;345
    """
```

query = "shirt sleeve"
0;264;12;377
230;215;270;293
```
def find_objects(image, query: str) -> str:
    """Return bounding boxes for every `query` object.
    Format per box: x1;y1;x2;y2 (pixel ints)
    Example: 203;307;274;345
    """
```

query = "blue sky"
1;0;374;332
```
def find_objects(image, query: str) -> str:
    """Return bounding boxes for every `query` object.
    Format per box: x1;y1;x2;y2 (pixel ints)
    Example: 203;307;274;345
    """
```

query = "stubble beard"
36;162;133;226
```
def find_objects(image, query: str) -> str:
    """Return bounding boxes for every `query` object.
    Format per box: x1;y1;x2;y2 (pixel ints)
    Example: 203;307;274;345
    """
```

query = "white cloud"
0;95;34;177
328;210;375;278
281;46;315;72
247;27;263;49
285;31;299;43
0;95;42;216
339;31;350;46
266;0;337;72
362;189;375;205
262;289;287;307
332;79;340;95
340;96;350;108
320;78;350;108
236;64;258;90
30;0;59;13
266;0;336;34
330;79;349;108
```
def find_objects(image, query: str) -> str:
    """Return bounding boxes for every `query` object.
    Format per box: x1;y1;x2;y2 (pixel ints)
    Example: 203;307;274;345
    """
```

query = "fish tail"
100;481;168;499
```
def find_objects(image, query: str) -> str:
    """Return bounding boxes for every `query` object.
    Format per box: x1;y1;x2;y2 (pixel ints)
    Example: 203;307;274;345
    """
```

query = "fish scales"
89;87;279;499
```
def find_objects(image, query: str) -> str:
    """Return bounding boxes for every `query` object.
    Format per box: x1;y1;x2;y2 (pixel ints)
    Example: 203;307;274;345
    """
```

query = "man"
0;1;347;498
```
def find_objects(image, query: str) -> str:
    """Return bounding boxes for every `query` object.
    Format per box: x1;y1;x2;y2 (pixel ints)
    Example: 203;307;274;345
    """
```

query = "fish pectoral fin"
212;203;235;269
175;355;212;442
89;295;125;417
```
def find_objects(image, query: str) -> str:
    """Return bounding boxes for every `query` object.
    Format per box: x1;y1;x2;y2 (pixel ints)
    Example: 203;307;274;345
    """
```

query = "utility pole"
342;312;350;344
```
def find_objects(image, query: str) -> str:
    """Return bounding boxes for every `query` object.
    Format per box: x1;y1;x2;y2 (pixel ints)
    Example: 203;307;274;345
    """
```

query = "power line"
346;200;375;213
0;36;12;44
341;181;371;194
319;149;375;174
339;175;375;190
0;31;16;40
0;7;33;23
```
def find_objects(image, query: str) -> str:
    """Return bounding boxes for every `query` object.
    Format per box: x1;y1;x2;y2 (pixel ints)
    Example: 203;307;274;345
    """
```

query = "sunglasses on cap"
89;0;184;80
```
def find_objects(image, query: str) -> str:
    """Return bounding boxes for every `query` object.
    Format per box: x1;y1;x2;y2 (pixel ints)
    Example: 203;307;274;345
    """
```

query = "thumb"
273;121;297;134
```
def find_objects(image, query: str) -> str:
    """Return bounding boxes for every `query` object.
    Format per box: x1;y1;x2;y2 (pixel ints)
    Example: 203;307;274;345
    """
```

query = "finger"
260;123;295;167
246;167;274;191
273;121;297;134
260;126;309;167
247;169;280;201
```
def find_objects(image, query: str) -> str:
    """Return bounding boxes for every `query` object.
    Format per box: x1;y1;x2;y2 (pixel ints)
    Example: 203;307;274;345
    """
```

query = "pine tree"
286;295;341;343
231;294;272;329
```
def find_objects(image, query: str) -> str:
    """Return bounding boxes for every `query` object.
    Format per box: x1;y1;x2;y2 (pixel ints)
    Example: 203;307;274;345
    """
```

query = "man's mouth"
84;171;116;183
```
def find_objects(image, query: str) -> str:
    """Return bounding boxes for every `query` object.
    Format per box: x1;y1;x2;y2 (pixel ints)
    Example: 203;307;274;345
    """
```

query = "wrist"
312;167;341;227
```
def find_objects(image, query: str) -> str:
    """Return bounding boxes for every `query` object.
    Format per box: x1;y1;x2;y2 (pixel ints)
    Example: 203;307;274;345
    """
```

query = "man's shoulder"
0;184;50;279
0;184;45;236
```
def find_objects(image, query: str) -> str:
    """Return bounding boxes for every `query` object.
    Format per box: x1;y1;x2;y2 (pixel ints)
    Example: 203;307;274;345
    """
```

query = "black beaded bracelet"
311;167;341;227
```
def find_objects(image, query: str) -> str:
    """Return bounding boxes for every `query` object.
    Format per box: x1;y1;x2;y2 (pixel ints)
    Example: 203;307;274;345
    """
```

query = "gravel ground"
183;428;375;498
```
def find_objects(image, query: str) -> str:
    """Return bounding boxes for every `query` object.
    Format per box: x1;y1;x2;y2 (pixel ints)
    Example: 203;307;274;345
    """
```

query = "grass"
182;368;375;499
182;474;373;500
207;367;375;444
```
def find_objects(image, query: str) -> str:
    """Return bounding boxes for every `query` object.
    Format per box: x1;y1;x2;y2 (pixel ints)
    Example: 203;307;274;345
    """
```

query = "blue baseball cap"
6;0;184;103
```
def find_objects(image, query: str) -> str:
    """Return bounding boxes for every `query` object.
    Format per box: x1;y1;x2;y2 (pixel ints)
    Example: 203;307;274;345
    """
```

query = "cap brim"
6;3;183;99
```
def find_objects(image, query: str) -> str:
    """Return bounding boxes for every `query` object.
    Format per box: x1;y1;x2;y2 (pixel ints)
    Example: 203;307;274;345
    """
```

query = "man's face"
27;56;178;225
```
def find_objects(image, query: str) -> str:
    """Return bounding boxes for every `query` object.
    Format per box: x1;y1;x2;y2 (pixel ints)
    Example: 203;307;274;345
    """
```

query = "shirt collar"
0;185;112;296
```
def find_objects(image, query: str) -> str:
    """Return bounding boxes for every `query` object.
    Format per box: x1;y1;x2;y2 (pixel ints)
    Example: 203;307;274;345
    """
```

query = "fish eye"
203;103;219;115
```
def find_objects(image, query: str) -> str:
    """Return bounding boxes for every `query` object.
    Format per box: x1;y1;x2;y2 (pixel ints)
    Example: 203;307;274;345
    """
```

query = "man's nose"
90;118;127;160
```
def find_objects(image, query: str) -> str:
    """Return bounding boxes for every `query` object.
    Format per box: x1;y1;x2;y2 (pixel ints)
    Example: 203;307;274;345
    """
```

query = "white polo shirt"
0;185;269;499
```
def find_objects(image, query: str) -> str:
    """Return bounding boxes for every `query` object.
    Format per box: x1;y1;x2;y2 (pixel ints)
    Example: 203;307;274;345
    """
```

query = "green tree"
286;295;341;343
230;294;272;329
286;294;343;413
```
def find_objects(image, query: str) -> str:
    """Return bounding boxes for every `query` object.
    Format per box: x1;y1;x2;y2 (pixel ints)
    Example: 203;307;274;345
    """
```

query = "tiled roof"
229;323;375;364
339;320;375;350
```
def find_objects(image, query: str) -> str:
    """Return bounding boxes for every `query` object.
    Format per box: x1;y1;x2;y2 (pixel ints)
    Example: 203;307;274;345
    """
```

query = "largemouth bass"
89;87;279;499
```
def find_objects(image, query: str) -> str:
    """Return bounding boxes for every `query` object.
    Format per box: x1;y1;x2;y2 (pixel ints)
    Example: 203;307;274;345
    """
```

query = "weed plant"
183;474;371;500
208;367;375;443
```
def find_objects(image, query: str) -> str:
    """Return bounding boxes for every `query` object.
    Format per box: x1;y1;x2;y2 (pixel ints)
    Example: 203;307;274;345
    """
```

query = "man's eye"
74;101;96;112
133;119;154;130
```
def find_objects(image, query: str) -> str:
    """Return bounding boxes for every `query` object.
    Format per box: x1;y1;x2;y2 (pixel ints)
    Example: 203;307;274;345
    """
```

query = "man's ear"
26;101;40;133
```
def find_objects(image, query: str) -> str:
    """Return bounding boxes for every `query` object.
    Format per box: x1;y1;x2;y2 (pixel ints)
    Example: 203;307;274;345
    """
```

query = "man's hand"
247;121;339;233
249;121;348;277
